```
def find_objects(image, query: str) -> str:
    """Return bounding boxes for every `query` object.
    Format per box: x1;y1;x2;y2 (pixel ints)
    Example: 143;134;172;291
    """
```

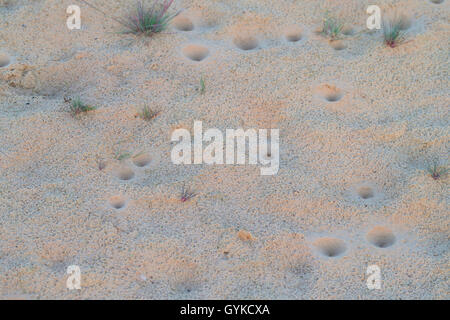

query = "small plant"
180;184;196;202
138;106;159;121
427;160;448;180
322;13;344;40
382;16;407;48
70;97;96;115
115;151;132;161
114;150;146;162
122;0;178;35
78;0;178;36
199;76;205;95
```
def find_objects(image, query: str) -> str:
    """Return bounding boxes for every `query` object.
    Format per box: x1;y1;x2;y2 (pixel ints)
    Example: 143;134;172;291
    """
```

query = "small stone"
237;230;254;241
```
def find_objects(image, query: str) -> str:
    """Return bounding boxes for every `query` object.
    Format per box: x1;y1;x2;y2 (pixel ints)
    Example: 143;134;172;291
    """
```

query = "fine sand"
0;0;449;299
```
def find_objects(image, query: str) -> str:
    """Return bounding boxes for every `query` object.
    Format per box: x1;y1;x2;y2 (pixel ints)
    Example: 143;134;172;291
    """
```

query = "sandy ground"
0;0;449;299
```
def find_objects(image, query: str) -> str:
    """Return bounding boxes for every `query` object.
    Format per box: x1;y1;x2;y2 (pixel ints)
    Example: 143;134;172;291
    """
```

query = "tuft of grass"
79;0;179;37
180;184;196;202
382;16;407;48
427;160;448;180
322;13;344;40
115;151;132;161
199;76;205;94
70;97;96;115
114;150;146;162
122;0;179;35
138;106;159;121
